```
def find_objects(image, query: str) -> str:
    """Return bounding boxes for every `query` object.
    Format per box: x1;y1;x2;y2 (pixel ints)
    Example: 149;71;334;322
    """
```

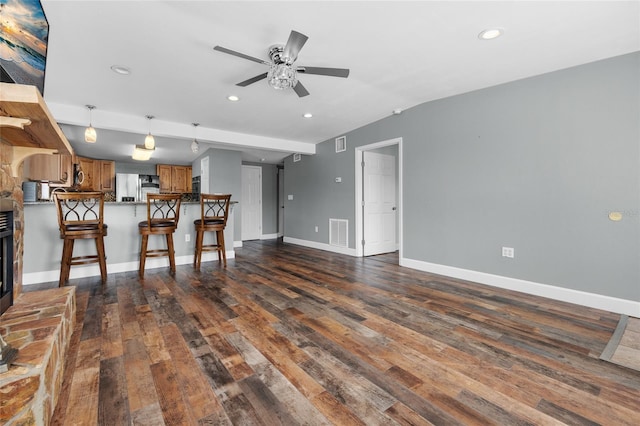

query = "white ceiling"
39;0;640;165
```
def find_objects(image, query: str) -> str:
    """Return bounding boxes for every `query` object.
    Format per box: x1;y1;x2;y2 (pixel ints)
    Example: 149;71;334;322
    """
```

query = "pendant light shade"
145;133;155;150
84;105;97;143
144;115;155;150
191;122;200;153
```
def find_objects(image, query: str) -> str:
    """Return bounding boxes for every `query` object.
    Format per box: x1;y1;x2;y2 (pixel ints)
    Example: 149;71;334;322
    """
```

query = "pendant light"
191;122;200;153
84;105;97;143
144;115;155;150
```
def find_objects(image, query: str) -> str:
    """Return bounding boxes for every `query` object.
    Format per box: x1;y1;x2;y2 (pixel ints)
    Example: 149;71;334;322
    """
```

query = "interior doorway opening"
355;137;402;260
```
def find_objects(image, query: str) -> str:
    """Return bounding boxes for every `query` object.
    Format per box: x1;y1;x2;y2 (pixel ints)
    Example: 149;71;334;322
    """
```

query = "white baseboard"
261;233;279;240
401;257;640;317
22;250;235;285
283;237;358;256
234;240;243;248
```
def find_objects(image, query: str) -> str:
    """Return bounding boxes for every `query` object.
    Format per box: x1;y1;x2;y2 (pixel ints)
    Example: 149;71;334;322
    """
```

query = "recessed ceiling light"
303;113;313;118
110;65;131;75
227;95;239;101
478;28;503;40
392;109;402;115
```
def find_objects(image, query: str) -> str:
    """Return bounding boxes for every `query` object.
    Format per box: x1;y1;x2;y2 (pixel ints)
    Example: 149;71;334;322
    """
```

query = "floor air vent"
329;219;348;247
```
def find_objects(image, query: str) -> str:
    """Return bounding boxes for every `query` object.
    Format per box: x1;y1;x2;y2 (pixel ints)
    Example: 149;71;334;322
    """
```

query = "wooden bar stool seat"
54;191;108;287
138;193;181;278
193;194;231;269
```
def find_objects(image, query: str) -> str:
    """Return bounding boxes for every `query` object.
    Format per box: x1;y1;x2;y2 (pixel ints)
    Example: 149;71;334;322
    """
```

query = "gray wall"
243;162;279;235
193;148;242;241
284;52;639;301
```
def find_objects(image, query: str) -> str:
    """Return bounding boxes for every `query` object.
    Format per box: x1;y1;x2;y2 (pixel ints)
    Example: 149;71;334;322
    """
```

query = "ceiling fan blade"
283;30;308;63
293;81;310;97
237;72;268;87
214;46;270;66
297;66;350;78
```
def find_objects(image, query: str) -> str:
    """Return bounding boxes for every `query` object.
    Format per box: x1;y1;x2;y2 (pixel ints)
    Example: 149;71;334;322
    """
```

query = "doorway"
355;137;402;258
277;166;284;237
241;165;262;240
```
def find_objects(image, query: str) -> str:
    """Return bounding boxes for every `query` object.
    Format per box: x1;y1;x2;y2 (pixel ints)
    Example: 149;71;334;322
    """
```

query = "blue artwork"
0;0;48;94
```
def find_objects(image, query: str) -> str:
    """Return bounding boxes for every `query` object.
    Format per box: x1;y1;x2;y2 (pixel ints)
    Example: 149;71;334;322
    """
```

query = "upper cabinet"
157;164;172;192
0;83;74;176
157;164;192;193
76;156;115;192
98;160;115;192
23;154;73;187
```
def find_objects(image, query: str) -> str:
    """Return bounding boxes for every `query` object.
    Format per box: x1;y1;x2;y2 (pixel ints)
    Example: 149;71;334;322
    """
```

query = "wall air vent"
329;218;348;248
335;136;346;153
293;153;301;162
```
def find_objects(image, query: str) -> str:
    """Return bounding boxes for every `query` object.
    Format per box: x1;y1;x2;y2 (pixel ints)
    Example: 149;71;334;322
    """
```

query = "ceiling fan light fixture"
268;63;297;90
84;105;97;143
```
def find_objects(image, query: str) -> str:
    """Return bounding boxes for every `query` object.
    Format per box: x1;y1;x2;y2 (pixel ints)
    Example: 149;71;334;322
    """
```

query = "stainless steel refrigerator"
116;173;161;202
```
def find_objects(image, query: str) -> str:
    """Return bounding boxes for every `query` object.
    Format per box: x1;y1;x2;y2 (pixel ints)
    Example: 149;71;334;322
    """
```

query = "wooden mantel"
0;82;74;176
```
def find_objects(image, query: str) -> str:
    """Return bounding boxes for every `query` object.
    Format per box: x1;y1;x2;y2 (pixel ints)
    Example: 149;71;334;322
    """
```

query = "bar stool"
54;191;107;287
138;193;181;278
193;194;232;269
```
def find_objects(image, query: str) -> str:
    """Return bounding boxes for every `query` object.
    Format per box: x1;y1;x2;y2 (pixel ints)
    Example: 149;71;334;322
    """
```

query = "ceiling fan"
214;30;349;97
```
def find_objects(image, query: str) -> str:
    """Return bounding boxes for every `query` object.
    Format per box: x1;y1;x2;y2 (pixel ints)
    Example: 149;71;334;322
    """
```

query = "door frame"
354;137;403;258
241;165;262;241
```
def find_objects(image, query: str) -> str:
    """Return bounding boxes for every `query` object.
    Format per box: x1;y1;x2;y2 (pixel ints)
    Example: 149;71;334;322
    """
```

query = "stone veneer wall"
0;287;76;425
0;141;24;298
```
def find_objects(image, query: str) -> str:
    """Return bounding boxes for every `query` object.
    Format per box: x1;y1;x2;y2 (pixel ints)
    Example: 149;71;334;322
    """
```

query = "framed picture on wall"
0;0;49;95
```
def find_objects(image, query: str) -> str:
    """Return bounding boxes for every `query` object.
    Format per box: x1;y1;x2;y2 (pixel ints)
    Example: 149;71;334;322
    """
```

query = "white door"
241;165;262;240
200;157;209;193
363;151;396;256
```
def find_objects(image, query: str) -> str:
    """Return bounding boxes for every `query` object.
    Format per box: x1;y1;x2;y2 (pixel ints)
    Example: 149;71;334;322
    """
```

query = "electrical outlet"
185;234;190;242
315;226;319;232
502;247;514;258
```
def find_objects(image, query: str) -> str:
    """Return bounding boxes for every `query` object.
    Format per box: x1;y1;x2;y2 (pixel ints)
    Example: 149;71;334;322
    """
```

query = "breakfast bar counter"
22;201;236;285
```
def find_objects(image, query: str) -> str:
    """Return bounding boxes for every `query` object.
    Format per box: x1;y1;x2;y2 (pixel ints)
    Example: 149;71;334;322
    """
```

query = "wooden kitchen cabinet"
157;164;192;193
157;164;172;192
77;156;95;191
96;160;115;191
23;154;73;187
76;157;114;191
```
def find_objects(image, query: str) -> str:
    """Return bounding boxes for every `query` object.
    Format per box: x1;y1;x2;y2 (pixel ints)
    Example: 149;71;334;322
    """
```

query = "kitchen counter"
22;201;237;285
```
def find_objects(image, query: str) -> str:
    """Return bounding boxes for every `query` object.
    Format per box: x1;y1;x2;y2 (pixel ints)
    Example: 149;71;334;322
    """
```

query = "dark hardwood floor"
33;239;639;425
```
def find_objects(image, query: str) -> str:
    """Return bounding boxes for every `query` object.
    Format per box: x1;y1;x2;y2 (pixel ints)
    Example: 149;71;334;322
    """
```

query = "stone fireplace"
1;83;76;424
0;141;23;306
0;208;14;316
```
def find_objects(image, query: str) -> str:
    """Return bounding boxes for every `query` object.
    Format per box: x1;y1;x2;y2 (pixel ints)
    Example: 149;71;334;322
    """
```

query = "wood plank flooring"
28;239;639;425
